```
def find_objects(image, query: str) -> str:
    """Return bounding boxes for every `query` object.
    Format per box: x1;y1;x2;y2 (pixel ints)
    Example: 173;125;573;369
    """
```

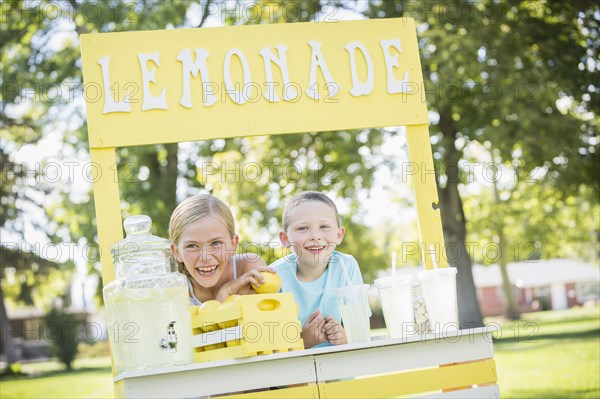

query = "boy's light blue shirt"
270;251;364;347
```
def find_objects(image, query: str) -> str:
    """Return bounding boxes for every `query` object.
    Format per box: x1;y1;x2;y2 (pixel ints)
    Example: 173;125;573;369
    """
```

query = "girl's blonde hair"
169;194;236;275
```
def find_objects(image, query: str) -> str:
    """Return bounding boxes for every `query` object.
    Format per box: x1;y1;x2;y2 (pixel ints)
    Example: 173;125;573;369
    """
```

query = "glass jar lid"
110;215;170;264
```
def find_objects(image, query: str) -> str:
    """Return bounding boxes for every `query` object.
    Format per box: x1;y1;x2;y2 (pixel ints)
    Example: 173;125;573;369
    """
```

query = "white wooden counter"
114;327;500;398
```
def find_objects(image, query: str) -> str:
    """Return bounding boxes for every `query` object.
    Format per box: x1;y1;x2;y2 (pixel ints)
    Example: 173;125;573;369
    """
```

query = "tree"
2;1;598;336
42;307;83;370
462;142;599;318
2;0;389;309
355;0;599;324
1;0;204;366
0;247;66;368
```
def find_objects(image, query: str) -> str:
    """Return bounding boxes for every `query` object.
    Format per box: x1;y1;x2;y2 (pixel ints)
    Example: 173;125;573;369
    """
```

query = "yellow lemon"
223;295;241;304
218;302;239;329
204;342;226;351
199;300;221;312
199;300;221;331
219;321;238;329
226;339;242;347
252;271;282;294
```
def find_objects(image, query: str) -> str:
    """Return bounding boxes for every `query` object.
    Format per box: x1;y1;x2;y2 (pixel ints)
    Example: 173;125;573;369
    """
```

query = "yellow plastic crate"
190;293;304;362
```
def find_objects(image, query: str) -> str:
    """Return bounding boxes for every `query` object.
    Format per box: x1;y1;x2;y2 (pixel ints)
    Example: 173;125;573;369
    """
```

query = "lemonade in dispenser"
103;215;193;374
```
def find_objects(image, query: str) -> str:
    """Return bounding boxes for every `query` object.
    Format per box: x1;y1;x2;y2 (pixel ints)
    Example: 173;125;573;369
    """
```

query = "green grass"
1;307;598;398
1;357;113;399
491;306;600;399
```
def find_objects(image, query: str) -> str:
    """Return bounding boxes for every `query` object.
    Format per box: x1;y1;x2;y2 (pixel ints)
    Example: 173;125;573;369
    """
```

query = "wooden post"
89;148;122;285
406;125;447;270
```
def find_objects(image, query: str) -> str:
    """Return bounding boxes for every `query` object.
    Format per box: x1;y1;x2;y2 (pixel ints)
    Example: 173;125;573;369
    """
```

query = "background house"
473;259;600;317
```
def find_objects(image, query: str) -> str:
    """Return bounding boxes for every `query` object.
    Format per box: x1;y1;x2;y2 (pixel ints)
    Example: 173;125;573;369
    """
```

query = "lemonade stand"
81;18;500;398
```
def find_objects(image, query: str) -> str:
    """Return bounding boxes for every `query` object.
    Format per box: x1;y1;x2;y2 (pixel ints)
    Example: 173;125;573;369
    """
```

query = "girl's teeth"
197;266;217;274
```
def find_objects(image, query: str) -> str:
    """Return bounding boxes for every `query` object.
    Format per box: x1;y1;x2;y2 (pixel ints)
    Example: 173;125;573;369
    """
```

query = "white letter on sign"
306;40;339;100
259;45;297;102
224;48;253;105
344;42;374;97
177;49;217;108
98;55;131;114
380;39;409;94
138;51;168;111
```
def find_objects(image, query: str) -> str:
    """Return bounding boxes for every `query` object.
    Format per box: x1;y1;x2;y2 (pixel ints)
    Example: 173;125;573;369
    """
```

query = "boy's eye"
320;225;330;229
297;226;308;231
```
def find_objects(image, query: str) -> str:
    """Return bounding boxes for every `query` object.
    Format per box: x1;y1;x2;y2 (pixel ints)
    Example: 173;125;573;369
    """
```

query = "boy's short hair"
282;191;342;231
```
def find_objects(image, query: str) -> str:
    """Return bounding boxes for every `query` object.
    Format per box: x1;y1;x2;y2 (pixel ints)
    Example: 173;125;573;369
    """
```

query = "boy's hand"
301;310;326;348
323;316;347;345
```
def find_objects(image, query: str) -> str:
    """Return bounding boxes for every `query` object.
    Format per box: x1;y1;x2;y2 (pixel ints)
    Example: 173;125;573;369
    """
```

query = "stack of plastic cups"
411;278;431;334
417;267;458;333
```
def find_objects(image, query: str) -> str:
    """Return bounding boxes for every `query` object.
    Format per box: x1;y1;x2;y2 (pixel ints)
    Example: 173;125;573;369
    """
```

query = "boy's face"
279;201;345;270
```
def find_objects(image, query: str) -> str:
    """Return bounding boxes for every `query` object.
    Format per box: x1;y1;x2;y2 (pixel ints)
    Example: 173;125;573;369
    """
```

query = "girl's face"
171;216;239;288
279;201;344;270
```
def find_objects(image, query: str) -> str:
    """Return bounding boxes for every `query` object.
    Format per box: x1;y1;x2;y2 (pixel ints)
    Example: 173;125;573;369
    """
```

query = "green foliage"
42;308;83;370
0;362;25;377
359;0;599;223
1;1;598;316
464;166;600;265
77;340;110;359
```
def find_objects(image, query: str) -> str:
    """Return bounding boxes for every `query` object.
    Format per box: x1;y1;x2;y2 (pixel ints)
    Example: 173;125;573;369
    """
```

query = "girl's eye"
186;243;199;249
211;241;223;247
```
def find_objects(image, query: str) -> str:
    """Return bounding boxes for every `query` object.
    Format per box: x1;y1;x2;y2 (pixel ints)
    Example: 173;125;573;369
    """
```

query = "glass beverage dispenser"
103;215;193;374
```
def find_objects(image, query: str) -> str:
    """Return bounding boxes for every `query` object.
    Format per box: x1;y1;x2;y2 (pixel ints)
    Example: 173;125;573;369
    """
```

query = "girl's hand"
215;266;276;301
323;316;347;345
301;310;326;348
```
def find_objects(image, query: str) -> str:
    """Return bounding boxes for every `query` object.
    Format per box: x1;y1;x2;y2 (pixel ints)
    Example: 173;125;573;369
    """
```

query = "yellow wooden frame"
215;359;497;399
81;19;450;395
81;18;447;287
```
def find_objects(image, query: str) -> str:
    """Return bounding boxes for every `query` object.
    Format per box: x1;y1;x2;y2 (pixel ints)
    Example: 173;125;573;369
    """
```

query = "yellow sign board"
80;18;427;149
81;17;445;299
82;19;449;389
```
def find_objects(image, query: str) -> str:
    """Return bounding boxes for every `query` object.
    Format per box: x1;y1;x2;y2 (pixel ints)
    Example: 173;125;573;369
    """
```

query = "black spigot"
159;321;178;353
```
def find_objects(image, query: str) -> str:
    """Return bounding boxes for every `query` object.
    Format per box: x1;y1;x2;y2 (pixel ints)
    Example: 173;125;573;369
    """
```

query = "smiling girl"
169;194;274;304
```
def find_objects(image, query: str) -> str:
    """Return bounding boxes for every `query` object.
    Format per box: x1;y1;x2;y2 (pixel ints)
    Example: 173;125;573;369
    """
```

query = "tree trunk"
498;226;520;319
438;109;483;328
491;156;520;320
143;143;179;232
0;285;19;367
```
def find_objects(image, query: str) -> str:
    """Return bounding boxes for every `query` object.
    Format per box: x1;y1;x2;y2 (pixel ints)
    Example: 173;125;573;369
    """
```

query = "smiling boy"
270;191;365;348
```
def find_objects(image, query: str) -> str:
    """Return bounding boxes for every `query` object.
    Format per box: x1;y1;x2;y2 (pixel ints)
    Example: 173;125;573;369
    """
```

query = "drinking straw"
429;244;438;270
342;261;352;287
392;252;397;286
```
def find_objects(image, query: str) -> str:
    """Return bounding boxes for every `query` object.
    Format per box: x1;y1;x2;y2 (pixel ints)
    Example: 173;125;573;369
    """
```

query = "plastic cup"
374;276;414;338
417;268;458;332
334;284;371;343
